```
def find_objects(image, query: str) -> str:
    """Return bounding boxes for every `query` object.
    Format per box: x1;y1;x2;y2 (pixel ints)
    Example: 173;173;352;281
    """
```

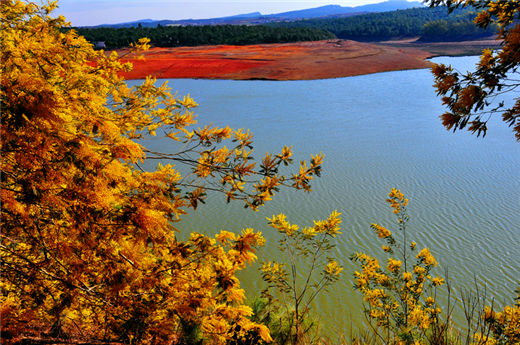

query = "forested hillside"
419;9;497;41
75;6;497;49
73;25;335;49
81;2;424;28
270;6;497;41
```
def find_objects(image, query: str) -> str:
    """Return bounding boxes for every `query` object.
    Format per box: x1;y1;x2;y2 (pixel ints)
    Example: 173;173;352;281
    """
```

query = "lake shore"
118;38;500;80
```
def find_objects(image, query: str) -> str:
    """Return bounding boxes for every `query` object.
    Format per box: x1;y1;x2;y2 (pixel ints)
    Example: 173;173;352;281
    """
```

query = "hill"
75;4;497;50
88;1;424;28
269;6;497;42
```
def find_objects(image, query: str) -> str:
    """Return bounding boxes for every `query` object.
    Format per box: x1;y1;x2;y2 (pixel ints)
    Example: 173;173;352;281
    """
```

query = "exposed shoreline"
118;38;500;81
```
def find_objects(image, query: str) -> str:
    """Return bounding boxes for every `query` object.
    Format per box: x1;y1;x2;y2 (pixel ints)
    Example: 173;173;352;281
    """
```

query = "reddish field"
118;40;433;81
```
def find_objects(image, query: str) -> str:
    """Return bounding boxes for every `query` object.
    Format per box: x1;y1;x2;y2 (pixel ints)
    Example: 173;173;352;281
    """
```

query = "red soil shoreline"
118;40;434;81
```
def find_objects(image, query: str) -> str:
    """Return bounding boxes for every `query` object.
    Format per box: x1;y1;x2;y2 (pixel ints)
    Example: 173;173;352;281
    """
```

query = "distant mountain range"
88;0;424;28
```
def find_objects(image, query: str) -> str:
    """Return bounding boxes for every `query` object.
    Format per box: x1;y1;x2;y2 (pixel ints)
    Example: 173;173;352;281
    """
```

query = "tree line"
269;6;497;41
420;9;498;41
72;7;497;49
72;24;335;49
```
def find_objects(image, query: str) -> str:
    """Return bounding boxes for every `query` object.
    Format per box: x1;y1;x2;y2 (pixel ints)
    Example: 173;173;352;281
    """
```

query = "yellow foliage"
352;189;445;345
473;296;520;345
261;212;343;343
372;223;392;238
0;1;323;343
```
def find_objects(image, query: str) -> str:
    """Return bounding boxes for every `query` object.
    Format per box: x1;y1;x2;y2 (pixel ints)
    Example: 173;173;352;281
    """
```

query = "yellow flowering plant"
258;212;343;345
351;189;445;345
0;1;323;344
471;288;520;345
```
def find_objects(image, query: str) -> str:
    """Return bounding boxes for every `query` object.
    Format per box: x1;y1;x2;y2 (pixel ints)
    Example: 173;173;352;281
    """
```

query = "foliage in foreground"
352;189;445;345
0;1;323;343
351;189;520;345
259;212;343;345
425;0;520;141
1;0;519;345
245;190;520;345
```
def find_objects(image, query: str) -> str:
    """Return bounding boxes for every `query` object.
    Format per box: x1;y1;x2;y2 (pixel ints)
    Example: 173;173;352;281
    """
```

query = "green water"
129;56;519;335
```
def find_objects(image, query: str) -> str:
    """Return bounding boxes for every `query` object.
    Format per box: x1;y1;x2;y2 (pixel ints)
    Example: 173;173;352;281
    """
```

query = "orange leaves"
426;0;520;140
233;128;254;146
1;1;328;343
260;152;277;174
474;300;520;344
474;9;492;27
254;175;280;203
277;145;293;164
387;187;408;214
435;72;458;95
216;230;237;244
230;228;266;266
178;229;269;343
440;112;460;131
313;210;342;236
1;189;28;218
195;125;232;145
458;85;485;112
132;207;168;234
267;213;299;236
311;152;324;168
478;48;495;69
187;125;321;211
502;99;520;140
196;153;214;178
186;187;206;209
416;248;438;267
290;152;323;192
372;223;392;238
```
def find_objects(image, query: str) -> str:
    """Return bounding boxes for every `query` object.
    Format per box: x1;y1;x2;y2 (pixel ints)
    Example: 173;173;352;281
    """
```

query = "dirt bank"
380;37;501;57
118;38;501;80
118;40;434;80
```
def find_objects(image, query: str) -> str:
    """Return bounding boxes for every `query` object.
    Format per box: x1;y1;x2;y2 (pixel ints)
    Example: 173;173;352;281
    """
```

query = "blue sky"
55;0;417;26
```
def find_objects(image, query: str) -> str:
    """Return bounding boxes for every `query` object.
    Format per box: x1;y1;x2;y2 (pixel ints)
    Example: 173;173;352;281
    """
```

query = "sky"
55;0;417;26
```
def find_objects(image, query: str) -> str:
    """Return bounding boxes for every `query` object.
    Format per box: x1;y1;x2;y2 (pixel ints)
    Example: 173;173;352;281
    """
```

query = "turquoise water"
129;56;519;335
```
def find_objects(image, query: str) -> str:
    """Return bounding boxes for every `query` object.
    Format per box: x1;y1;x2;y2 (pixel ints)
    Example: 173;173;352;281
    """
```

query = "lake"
129;56;519;335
